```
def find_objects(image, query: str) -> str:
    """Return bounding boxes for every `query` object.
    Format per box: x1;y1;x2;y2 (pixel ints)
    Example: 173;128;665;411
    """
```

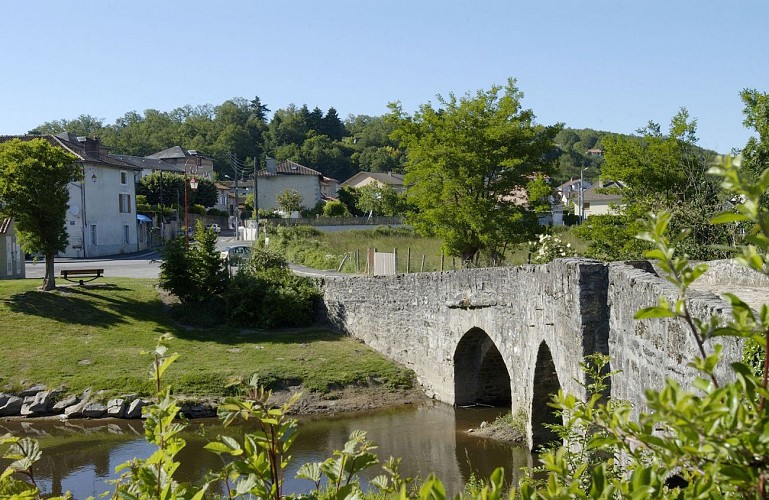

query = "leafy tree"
356;183;403;217
30;114;105;137
389;78;561;264
0;138;81;290
739;88;769;204
276;188;304;217
137;172;216;211
336;186;363;216
581;109;730;261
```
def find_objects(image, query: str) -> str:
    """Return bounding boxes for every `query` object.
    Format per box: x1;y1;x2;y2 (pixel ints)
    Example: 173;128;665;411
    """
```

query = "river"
1;401;532;498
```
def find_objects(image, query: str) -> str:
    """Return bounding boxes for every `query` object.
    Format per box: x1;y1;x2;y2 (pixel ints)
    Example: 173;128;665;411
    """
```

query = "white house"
256;158;323;212
0;217;24;279
573;181;625;219
50;133;144;257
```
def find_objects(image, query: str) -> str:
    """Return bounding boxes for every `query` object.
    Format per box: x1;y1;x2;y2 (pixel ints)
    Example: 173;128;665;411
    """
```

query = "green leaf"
710;212;750;224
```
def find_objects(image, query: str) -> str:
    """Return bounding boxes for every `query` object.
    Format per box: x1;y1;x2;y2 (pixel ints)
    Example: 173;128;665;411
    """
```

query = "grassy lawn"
0;278;413;400
268;225;590;272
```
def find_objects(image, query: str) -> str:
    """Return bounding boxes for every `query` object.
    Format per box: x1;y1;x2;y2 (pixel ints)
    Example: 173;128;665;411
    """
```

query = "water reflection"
1;401;531;498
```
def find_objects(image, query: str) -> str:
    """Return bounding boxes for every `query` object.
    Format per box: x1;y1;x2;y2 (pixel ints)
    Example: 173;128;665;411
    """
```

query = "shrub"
159;221;228;305
225;249;321;328
323;200;351;217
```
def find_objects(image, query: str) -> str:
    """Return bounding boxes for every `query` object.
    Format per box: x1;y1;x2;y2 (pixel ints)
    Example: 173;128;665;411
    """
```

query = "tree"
582;108;731;261
521;157;769;497
0;138;81;290
275;188;303;218
389;78;561;264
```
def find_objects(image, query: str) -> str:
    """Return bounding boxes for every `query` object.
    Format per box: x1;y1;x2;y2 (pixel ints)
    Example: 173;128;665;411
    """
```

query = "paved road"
25;236;349;280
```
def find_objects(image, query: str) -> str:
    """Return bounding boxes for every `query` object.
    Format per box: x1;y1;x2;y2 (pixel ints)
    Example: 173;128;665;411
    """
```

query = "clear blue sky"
1;1;766;153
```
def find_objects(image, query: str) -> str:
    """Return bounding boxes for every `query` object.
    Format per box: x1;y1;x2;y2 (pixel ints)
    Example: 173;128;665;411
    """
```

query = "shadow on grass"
4;284;169;329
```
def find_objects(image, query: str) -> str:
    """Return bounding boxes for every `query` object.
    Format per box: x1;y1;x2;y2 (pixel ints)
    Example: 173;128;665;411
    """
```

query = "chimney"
266;157;277;174
84;137;101;158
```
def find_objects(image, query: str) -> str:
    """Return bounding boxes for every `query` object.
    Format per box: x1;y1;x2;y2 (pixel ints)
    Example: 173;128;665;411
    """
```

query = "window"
119;194;131;213
120;171;127;184
124;225;130;245
90;224;97;246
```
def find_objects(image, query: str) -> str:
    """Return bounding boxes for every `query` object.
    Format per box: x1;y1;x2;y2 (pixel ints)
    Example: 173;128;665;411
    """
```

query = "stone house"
256;158;323;212
0;217;24;279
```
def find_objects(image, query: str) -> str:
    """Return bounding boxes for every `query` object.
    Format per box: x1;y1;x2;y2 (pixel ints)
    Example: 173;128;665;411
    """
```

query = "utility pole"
253;155;259;239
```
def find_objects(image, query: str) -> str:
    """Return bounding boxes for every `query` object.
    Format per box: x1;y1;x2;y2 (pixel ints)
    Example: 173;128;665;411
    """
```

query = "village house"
341;171;406;194
0;133;144;258
573;180;625;219
255;157;324;212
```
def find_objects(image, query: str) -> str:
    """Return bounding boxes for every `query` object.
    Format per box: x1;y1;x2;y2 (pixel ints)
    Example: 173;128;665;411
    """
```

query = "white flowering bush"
528;233;575;264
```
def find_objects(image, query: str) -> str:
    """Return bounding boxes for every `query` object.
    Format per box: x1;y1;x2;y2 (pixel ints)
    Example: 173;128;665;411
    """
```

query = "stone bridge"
319;259;761;449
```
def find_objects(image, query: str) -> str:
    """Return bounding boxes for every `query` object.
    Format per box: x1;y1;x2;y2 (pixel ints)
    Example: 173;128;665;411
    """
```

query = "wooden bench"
60;268;104;285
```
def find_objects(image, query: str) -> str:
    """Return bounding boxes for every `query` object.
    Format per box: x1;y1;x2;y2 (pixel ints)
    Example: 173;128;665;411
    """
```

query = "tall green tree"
0;138;81;290
739;88;769;199
586;108;730;260
389;78;561;264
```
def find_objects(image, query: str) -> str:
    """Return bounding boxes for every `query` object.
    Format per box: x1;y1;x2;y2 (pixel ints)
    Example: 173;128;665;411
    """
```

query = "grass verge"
0;278;415;400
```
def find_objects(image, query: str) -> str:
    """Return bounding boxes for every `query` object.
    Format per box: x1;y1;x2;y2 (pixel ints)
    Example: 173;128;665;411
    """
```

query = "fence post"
440;250;444;272
420;255;425;273
393;248;398;274
406;247;411;274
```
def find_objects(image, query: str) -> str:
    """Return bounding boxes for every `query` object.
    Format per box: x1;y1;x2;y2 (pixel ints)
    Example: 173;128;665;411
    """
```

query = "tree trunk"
42;251;56;291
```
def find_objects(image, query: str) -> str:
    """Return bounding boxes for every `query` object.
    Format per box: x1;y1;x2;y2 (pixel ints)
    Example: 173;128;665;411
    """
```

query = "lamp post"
184;157;200;245
579;167;587;222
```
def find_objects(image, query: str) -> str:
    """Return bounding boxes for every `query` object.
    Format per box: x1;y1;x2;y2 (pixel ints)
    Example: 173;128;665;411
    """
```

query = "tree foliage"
581;109;731;261
158;222;228;304
389;78;561;264
276;188;304;216
0;138;81;290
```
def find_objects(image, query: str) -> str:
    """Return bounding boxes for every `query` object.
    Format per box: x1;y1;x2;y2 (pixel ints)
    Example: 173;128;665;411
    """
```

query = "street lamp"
579;167;588;222
184;157;200;245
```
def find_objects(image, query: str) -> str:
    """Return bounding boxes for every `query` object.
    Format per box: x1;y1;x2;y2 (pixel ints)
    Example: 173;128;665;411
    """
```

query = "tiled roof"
110;154;183;172
342;171;405;187
257;159;322;177
0;134;139;170
582;185;623;202
146;146;212;161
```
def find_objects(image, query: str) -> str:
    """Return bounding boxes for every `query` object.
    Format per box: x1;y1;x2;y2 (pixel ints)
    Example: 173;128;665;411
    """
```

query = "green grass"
267;224;591;272
0;278;414;400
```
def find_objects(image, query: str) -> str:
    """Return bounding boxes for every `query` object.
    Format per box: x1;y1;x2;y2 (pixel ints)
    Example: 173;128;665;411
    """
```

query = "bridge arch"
530;340;562;448
453;328;511;406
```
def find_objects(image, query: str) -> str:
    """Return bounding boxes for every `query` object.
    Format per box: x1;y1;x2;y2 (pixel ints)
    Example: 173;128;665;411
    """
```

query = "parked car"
220;245;251;266
206;223;221;234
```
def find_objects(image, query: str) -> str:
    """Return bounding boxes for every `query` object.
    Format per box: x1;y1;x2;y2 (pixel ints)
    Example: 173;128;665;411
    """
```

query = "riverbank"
0;278;419;409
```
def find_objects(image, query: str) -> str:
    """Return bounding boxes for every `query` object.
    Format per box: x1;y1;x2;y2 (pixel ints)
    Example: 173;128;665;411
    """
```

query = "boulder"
0;395;23;416
52;394;79;413
21;391;52;416
107;399;126;418
125;399;147;419
81;402;107;418
18;384;47;397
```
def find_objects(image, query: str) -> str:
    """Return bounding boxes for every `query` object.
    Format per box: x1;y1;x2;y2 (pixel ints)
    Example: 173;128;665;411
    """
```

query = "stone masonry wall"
607;262;742;418
320;258;610;448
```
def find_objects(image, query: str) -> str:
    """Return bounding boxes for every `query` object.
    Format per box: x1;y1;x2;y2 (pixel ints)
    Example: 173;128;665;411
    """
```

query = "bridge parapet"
607;262;743;419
